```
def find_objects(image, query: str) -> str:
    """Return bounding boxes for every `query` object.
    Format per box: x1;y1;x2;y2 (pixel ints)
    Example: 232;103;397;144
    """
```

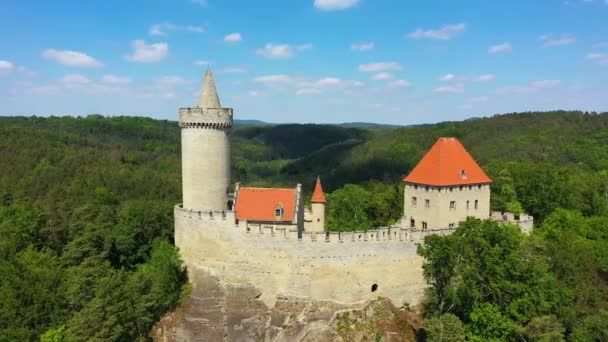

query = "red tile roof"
235;187;297;222
403;137;492;186
311;177;326;203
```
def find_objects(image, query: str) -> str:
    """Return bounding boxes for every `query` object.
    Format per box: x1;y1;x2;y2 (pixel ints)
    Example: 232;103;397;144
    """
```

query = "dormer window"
459;169;468;179
274;204;284;220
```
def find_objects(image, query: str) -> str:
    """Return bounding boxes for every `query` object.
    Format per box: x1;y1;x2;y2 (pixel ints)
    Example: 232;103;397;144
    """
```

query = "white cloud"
371;72;394;80
304;77;363;89
254;74;291;85
593;42;608;49
407;23;466;40
43;49;103;67
358;62;402;72
154;76;189;87
496;80;561;94
149;23;204;36
194;60;211;66
488;42;512;54
296;88;322;95
248;90;261;97
475;74;496;82
468;96;489;102
388;79;412;88
102;75;132;84
224;33;242;43
221;67;247;73
585;53;608;66
255;43;312;59
351;42;374;51
314;0;359;11
540;34;576;47
439;73;456;82
434;83;465;93
125;40;168;62
0;60;14;72
61;74;91;88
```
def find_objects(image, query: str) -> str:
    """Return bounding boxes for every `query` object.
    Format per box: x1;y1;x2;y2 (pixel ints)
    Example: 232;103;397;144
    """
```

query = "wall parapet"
491;211;534;234
175;205;457;244
179;107;233;129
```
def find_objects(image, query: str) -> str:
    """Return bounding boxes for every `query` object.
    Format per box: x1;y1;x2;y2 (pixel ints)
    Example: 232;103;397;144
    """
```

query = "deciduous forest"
1;111;607;340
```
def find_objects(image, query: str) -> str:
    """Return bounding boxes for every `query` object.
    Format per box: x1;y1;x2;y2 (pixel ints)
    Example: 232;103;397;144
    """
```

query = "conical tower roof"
311;177;326;203
403;137;492;186
197;69;221;108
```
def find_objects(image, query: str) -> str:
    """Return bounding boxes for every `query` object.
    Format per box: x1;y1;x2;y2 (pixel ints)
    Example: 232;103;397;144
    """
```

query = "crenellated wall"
174;206;452;308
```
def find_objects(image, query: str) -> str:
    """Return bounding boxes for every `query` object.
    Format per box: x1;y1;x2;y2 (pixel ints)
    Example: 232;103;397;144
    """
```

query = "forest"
0;110;607;340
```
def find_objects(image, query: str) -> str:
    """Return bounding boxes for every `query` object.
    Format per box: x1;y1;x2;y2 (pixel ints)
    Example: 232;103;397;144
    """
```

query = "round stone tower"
179;69;233;211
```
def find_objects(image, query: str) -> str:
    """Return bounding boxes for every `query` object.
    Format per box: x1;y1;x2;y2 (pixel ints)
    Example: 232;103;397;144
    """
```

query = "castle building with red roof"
173;69;531;312
402;137;492;230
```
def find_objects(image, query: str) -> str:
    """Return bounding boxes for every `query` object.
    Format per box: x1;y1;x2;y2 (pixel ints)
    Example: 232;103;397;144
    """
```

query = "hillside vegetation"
0;111;607;340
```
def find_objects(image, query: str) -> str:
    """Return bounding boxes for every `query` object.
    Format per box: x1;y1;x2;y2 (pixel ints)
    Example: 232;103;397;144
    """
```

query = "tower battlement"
178;107;233;129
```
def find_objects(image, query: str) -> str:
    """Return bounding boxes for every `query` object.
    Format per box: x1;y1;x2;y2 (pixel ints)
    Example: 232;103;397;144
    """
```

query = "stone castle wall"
174;206;455;308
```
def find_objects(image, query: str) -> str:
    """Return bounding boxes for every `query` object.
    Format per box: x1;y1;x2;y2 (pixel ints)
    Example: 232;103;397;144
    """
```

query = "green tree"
422;313;465;342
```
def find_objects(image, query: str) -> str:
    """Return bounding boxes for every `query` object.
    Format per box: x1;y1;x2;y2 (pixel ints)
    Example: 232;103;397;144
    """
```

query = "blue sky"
0;0;607;125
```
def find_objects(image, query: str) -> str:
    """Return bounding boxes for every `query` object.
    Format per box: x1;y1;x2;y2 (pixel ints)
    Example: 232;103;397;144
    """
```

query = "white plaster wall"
404;183;490;229
175;207;428;308
181;128;230;211
310;203;325;233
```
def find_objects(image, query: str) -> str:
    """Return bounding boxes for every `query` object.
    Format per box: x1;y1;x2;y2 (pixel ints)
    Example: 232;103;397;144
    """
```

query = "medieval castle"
174;70;533;308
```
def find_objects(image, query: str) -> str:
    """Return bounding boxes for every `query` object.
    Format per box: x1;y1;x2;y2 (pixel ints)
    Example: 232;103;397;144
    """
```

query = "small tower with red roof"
402;137;492;230
309;177;327;232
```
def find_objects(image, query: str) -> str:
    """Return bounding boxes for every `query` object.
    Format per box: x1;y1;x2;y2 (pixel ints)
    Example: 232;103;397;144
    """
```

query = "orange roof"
403;137;492;186
235;187;297;222
311;177;326;203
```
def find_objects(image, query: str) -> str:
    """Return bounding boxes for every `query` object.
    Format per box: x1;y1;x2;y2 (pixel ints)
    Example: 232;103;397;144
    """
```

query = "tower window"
450;201;456;210
425;186;429;191
425;199;430;208
422;222;428;229
449;223;455;228
475;200;479;209
466;200;470;209
449;187;453;192
411;197;417;207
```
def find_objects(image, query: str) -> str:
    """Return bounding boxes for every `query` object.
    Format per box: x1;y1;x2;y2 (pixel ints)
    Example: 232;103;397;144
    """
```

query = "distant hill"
234;119;270;126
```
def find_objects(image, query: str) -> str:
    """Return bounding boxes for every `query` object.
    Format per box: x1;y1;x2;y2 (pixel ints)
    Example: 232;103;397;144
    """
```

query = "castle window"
411;197;417;207
422;222;428;229
414;185;418;190
478;184;482;190
425;186;429;191
425;199;430;208
449;223;455;228
466;200;470;209
475;200;479;209
459;186;463;191
410;219;416;228
469;185;472;190
274;205;284;219
450;201;456;210
449;187;453;192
